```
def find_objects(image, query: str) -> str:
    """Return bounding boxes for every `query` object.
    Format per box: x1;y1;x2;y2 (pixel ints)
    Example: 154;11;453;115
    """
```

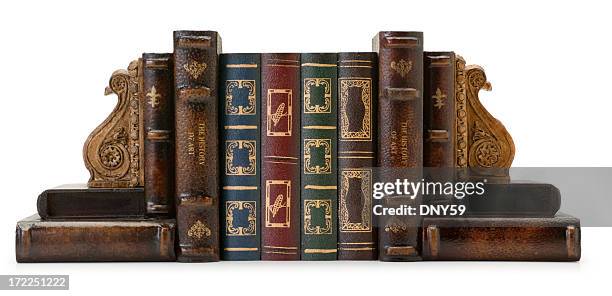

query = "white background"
1;0;611;295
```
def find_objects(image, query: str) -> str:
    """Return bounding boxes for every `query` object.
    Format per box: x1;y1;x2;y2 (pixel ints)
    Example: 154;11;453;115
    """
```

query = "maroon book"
261;53;301;260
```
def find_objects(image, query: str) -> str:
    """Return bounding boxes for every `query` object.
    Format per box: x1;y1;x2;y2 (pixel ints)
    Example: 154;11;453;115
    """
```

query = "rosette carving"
83;59;144;188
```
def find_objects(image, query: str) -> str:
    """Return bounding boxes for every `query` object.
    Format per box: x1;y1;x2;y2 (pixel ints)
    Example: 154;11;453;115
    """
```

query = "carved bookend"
83;60;144;188
455;56;515;177
81;56;510;187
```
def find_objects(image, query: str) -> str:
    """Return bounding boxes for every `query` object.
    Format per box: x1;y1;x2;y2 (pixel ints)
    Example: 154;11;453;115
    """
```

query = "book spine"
337;52;378;260
220;53;261;260
15;215;176;262
143;53;175;215
374;31;424;261
261;53;301;260
37;187;145;219
173;31;221;262
423;52;456;207
423;52;455;168
300;53;338;260
421;215;581;261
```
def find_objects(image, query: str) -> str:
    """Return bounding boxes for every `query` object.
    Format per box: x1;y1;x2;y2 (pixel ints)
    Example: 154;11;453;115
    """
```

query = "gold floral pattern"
432;88;446;109
146;86;161;108
183;61;207;79
187;220;211;239
390;59;412;78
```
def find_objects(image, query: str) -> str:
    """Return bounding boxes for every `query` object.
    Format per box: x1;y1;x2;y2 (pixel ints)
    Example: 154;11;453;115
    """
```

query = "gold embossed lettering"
197;122;206;165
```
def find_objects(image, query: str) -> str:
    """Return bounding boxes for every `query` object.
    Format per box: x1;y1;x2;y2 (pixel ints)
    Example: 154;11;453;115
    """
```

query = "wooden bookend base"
83;59;145;188
455;56;515;181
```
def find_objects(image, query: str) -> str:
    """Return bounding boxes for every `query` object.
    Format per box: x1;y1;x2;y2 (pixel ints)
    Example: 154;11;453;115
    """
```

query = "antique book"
37;184;145;219
424;52;455;168
16;215;176;262
464;182;561;217
337;52;378;260
422;213;581;261
300;53;338;260
374;31;424;261
220;53;261;260
261;53;301;260
174;30;221;262
143;53;175;215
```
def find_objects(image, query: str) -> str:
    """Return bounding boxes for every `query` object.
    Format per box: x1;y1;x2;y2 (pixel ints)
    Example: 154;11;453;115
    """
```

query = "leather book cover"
37;184;145;219
423;52;455;168
220;53;261;260
261;53;301;260
300;53;338;260
16;215;176;262
143;53;175;215
373;31;424;261
464;182;561;217
422;213;581;261
174;30;221;262
337;52;378;260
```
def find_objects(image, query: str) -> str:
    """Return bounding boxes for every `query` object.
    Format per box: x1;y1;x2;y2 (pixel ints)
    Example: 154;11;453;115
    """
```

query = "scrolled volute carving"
456;56;515;178
83;59;144;188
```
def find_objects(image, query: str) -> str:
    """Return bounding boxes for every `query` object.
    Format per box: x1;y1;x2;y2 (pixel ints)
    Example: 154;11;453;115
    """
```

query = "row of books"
14;30;580;263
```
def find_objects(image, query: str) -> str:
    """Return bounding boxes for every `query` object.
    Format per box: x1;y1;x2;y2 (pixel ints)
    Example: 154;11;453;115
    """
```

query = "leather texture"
261;53;301;260
220;53;261;260
337;52;378;260
424;52;455;168
37;184;145;219
143;53;175;215
422;213;581;261
464;182;561;217
174;31;221;262
374;31;424;261
16;215;176;262
300;53;338;260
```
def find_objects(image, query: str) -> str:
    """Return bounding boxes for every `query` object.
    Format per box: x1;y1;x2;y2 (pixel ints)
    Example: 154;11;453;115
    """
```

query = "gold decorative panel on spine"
83;59;144;188
337;52;377;260
339;169;372;232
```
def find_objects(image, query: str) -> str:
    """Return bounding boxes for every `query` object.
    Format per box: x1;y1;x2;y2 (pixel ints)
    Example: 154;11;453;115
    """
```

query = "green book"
300;53;338;260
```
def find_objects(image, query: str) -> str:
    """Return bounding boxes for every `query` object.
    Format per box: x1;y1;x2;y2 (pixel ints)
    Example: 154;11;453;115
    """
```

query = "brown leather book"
373;31;424;261
37;184;145;219
173;31;221;262
337;52;378;260
143;53;175;215
464;182;561;217
422;214;581;261
423;52;455;168
16;215;176;262
261;53;301;260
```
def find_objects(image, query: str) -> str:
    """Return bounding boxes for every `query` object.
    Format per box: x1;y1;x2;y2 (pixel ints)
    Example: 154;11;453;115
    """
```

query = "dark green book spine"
300;53;338;260
220;53;261;260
